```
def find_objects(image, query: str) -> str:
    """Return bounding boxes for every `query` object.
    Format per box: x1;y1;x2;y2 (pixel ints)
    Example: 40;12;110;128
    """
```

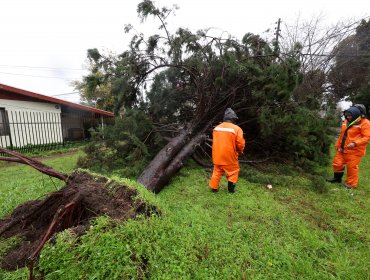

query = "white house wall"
0;99;63;148
0;135;11;147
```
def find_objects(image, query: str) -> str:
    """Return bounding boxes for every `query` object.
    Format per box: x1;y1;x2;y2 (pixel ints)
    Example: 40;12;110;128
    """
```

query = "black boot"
326;172;344;183
227;181;236;193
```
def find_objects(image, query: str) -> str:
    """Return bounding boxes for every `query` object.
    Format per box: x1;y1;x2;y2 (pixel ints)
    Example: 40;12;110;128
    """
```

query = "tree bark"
138;133;207;193
138;119;214;193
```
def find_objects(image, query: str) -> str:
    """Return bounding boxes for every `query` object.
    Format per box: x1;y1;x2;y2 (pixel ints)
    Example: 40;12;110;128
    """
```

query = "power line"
0;64;85;71
0;71;80;80
281;52;370;58
51;92;80;96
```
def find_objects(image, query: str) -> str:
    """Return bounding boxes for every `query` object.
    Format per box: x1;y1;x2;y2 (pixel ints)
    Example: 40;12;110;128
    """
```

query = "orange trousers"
332;152;362;188
209;164;240;190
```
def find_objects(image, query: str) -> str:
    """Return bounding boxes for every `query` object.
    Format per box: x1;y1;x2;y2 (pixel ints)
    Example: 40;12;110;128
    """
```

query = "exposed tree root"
0;148;67;181
0;150;157;280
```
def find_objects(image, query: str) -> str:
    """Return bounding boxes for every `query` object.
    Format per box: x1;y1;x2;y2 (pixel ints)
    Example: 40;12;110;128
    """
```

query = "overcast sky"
1;0;368;103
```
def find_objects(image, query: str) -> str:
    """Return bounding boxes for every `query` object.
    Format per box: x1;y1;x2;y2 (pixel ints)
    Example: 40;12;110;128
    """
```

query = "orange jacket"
335;118;370;156
212;122;245;165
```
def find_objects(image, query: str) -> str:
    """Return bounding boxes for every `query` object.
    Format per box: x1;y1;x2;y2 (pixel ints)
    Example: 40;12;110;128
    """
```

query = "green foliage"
258;105;333;168
147;68;196;124
78;110;164;178
75;0;344;176
238;58;334;169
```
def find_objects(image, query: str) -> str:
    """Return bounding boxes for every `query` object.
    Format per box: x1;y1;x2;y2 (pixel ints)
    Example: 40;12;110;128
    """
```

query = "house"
0;83;114;149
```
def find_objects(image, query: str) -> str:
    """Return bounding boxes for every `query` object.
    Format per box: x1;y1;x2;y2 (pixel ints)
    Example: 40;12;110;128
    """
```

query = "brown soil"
0;170;157;271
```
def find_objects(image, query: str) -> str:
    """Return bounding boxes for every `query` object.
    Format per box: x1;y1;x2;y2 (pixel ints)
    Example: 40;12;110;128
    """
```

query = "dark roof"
0;83;114;117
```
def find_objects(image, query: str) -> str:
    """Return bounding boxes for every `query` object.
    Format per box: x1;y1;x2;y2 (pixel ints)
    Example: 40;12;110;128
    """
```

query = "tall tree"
329;19;370;109
279;16;363;111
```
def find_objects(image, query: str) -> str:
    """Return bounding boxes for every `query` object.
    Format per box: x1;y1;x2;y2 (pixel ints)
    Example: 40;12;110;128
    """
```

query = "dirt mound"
0;170;156;271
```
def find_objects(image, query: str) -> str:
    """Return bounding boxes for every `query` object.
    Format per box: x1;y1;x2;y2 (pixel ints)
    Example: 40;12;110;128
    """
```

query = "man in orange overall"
327;105;370;189
209;108;245;193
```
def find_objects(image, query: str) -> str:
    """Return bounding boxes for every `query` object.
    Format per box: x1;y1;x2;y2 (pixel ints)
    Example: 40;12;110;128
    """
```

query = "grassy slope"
0;150;369;279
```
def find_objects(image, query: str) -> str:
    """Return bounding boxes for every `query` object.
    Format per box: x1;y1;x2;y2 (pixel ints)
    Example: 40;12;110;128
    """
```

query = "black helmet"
344;106;361;121
353;104;366;116
223;108;238;121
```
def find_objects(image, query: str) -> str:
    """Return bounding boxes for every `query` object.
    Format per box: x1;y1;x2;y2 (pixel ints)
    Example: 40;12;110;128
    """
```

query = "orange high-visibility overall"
332;118;370;188
209;122;245;190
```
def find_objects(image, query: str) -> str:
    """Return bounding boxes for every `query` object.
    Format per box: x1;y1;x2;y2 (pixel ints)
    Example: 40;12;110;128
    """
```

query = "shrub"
78;110;164;178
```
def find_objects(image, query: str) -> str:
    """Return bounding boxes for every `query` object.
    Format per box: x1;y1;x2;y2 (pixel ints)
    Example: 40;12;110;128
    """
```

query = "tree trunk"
138;122;211;193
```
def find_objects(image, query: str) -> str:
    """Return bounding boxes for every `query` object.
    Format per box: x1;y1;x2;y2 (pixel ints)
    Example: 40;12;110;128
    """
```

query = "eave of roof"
0;83;114;117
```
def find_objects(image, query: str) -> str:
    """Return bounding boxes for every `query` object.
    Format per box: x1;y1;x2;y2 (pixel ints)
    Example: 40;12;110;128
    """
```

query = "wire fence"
0;109;113;154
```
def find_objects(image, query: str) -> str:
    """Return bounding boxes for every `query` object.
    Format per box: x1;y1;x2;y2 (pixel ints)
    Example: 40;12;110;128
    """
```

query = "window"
0;108;10;136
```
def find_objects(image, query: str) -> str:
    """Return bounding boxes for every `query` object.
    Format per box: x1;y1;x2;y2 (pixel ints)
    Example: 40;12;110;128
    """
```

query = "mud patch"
0;170;157;271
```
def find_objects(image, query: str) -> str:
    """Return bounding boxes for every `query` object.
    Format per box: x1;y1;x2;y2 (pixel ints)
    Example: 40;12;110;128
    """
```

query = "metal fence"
0;109;112;153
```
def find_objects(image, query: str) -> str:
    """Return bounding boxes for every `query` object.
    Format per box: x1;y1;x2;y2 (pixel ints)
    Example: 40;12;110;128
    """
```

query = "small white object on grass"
266;184;272;189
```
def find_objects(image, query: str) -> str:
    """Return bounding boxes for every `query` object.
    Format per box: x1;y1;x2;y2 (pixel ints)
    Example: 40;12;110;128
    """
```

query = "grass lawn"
0;149;369;279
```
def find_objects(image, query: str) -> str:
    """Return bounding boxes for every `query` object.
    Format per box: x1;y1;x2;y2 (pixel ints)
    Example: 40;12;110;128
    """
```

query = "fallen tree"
76;1;287;193
137;120;214;193
76;1;355;193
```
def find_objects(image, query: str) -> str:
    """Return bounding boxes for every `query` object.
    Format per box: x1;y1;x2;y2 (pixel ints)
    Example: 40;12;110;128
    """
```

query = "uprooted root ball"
0;170;157;270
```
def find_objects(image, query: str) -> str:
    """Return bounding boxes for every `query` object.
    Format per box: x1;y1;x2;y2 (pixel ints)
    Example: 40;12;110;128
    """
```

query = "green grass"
0;148;369;279
1;141;86;158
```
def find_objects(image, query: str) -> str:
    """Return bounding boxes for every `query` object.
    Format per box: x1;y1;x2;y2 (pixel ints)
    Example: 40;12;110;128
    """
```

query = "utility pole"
274;18;281;57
